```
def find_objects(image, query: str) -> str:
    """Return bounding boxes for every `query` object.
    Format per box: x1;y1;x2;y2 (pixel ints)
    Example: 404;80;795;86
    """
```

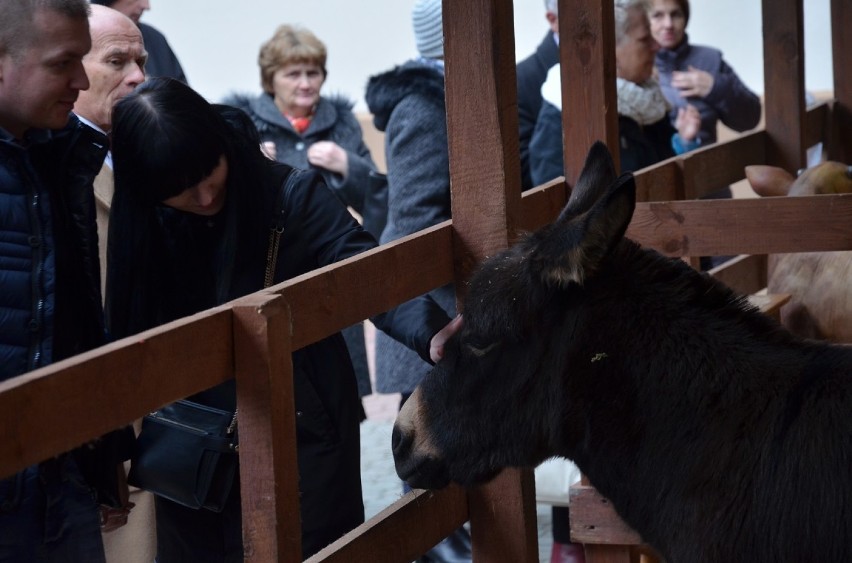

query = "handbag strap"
263;168;302;288
239;168;303;436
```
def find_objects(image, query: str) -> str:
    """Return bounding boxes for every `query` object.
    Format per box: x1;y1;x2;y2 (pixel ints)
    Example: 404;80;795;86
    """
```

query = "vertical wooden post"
830;0;852;163
762;0;806;170
444;0;523;285
443;0;539;560
559;0;620;181
232;294;301;562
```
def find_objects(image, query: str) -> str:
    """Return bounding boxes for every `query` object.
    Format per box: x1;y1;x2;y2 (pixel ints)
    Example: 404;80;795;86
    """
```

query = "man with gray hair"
516;0;560;191
0;1;126;561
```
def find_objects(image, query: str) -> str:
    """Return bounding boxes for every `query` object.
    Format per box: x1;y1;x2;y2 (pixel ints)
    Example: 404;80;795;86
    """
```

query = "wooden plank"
305;487;468;563
569;485;643;545
831;0;852;163
469;468;540;562
583;545;635;563
559;0;620;180
0;307;233;478
232;295;301;562
804;101;830;151
520;177;568;231
444;0;522;286
748;293;791;322
681;132;766;199
627;194;852;257
761;0;806;170
274;223;454;351
707;254;768;295
633;159;682;202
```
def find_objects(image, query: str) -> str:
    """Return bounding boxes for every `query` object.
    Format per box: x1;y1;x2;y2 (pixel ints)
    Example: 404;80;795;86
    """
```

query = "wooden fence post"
442;0;539;560
233;294;301;562
559;0;620;180
762;0;806;170
830;0;851;163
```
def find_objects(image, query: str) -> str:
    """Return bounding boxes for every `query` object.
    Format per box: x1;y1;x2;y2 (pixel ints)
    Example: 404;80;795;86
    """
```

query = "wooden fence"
0;0;849;561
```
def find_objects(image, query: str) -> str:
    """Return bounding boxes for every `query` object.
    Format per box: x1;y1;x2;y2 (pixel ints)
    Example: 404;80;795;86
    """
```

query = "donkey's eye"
467;342;499;357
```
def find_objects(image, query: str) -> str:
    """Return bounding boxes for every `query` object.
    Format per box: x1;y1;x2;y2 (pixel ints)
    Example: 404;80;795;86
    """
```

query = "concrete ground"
359;392;555;562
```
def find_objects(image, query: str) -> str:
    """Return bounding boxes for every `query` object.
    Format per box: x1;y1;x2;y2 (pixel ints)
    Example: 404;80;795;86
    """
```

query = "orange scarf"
286;114;313;134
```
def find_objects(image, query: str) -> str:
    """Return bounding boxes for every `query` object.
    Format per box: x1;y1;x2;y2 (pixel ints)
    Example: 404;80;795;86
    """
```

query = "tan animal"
745;161;852;342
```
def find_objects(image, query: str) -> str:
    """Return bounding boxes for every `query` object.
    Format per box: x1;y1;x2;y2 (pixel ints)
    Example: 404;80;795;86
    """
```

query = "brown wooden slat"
707;254;768;295
804;101;830;151
584;545;636;563
569;485;643;545
274;223;454;351
627;194;852;257
444;0;522;286
682;132;766;198
469;468;540;562
304;487;468;563
633;159;682;202
520;177;568;231
761;0;806;170
559;0;620;180
232;295;301;562
0;308;232;479
831;0;852;162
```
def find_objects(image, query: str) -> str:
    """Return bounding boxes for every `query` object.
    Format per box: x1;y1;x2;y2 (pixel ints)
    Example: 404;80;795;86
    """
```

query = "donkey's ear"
558;141;618;222
531;172;636;287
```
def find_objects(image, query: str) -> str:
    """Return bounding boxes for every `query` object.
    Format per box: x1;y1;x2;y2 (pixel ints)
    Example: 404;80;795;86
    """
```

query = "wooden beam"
707;254;769;295
232;294;301;562
444;0;522;286
0;308;233;479
305;487;468;563
627;194;852;257
274;223;454;351
559;0;620;181
569;485;643;545
469;468;540;562
831;0;852;162
761;0;806;170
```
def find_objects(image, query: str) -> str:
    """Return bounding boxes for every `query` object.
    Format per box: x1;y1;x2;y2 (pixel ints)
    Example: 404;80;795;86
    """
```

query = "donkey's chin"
395;454;451;490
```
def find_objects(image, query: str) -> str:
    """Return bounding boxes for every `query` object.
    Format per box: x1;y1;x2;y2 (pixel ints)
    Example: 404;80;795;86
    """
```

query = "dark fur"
393;143;852;562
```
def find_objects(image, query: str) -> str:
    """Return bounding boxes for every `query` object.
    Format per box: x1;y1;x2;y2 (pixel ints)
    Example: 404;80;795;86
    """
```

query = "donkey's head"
392;142;637;489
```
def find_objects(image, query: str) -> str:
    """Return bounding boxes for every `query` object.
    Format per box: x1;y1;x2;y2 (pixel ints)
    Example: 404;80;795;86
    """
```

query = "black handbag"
128;174;293;511
127;400;238;512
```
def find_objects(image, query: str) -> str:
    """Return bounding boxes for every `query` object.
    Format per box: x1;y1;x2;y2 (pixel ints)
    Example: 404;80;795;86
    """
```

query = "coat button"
295;142;305;151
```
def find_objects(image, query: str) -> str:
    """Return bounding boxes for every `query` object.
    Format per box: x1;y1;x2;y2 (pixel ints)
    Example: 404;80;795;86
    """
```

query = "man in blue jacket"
0;1;126;561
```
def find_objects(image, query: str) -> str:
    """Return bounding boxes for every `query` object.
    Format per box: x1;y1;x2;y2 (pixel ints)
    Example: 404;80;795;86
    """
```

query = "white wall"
143;0;834;112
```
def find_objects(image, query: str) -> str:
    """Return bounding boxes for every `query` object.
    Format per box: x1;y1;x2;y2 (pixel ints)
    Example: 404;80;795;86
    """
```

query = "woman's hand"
430;314;463;363
671;65;714;98
307;141;349;177
675;103;701;143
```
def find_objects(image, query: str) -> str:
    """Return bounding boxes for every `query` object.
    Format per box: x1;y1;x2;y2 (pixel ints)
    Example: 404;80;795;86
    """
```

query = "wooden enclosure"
0;0;849;561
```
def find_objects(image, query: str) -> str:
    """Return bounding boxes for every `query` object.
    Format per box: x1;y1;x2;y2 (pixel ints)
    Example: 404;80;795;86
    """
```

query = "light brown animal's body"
746;161;852;342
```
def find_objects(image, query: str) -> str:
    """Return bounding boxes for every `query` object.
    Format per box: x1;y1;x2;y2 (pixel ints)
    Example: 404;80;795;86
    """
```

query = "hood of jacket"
365;60;445;132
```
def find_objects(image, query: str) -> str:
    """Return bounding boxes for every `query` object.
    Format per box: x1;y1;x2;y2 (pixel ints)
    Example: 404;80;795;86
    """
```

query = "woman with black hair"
106;77;455;562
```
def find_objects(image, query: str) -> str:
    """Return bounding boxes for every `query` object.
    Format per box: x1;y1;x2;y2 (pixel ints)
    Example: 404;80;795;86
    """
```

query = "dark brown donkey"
393;142;852;563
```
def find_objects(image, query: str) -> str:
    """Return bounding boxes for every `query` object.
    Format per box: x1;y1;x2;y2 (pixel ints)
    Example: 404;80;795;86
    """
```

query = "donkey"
393;143;852;562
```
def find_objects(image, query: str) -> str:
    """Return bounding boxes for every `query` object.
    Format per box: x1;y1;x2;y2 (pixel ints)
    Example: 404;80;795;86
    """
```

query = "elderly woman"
649;0;761;146
529;0;701;185
227;25;384;403
225;24;382;236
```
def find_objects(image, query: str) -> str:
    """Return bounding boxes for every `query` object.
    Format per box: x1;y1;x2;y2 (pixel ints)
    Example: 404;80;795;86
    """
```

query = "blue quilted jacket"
0;117;108;381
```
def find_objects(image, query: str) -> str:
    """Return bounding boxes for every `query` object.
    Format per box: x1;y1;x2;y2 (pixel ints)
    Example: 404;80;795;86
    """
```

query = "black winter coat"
150;164;450;560
0;116;131;507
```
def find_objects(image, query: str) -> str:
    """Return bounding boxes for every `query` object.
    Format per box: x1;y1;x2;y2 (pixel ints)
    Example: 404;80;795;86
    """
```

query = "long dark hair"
106;77;276;337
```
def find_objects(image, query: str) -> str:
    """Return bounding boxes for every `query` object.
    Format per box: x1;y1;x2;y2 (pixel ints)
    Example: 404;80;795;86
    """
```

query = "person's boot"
550;540;586;563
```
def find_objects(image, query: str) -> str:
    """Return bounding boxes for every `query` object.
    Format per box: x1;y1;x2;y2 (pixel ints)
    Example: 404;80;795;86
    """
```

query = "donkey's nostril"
391;424;410;458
